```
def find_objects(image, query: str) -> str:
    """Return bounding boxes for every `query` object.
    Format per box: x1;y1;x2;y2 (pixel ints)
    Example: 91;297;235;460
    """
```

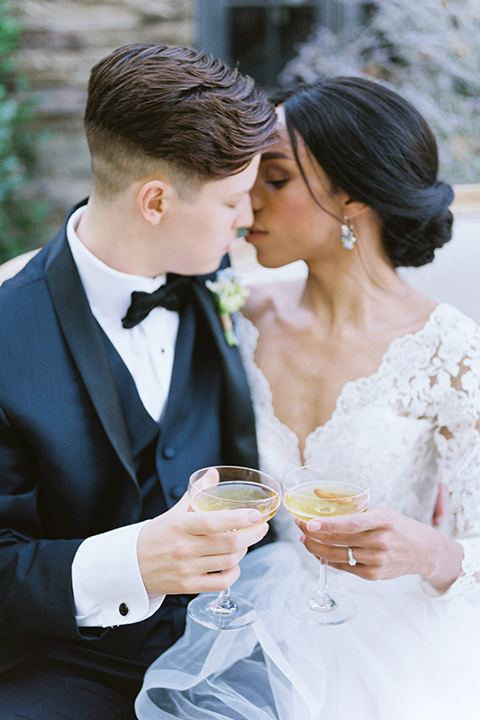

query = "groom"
0;44;276;718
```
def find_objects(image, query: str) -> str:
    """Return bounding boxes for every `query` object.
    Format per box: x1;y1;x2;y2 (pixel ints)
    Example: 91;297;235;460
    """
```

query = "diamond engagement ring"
347;546;357;566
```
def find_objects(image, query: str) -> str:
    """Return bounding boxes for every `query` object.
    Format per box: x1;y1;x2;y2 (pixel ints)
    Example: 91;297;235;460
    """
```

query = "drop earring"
340;217;357;250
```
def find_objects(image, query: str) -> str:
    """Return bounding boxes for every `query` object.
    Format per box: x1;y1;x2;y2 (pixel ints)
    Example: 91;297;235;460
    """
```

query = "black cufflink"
119;602;130;617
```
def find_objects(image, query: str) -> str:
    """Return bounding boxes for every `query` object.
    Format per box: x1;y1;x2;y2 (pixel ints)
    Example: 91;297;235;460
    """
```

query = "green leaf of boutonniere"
206;268;249;346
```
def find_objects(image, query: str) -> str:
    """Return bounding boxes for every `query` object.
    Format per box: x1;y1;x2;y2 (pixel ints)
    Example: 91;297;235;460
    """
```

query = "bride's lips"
246;227;268;243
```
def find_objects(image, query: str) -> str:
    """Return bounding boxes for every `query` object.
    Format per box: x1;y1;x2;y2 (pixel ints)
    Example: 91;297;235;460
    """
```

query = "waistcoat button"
169;486;183;501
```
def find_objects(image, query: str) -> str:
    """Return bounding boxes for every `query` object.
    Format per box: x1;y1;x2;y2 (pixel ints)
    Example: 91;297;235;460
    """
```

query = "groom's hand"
137;492;268;596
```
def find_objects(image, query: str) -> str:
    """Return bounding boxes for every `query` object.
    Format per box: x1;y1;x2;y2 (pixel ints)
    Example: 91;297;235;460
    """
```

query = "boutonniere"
206;268;249;346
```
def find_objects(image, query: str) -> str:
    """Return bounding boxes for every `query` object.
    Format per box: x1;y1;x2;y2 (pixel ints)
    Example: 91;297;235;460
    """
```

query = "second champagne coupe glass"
282;464;371;625
187;465;281;630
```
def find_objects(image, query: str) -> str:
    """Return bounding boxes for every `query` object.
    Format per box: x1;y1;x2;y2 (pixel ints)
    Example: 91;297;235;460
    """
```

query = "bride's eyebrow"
260;151;293;162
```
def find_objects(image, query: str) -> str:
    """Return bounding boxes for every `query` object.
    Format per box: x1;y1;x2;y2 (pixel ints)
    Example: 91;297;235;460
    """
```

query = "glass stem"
212;588;237;614
309;558;335;610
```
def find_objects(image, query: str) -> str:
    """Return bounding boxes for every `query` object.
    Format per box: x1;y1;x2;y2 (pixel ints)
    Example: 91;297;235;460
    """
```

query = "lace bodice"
237;303;480;599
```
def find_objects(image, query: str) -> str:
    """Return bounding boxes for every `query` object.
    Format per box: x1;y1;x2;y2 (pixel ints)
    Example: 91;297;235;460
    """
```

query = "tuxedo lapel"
161;302;196;427
190;279;258;468
45;226;138;489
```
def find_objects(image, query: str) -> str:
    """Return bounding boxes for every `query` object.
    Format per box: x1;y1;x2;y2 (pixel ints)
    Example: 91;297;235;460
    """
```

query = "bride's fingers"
298;523;381;551
299;506;391;535
296;507;400;552
300;534;379;566
300;536;387;581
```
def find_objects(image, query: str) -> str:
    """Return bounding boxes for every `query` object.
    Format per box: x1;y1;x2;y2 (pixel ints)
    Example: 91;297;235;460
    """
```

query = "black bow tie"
122;275;192;329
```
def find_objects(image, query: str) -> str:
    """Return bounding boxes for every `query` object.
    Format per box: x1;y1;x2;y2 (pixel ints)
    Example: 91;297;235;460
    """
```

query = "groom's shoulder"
0;249;41;287
0;245;50;298
0;239;60;328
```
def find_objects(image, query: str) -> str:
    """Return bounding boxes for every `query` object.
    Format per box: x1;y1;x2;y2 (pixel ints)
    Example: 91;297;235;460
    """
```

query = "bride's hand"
296;507;464;594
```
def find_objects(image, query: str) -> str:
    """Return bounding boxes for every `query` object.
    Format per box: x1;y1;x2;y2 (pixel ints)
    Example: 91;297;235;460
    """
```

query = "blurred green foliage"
0;0;49;264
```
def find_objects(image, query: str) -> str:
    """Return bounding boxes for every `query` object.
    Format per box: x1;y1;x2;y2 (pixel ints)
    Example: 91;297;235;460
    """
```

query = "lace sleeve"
428;309;480;599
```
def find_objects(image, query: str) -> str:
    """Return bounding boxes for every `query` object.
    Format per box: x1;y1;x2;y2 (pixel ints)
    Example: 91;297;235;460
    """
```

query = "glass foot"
288;591;356;626
188;593;257;630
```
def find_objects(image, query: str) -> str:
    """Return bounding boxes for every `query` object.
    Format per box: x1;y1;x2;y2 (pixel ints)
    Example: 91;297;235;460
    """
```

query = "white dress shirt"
68;206;179;627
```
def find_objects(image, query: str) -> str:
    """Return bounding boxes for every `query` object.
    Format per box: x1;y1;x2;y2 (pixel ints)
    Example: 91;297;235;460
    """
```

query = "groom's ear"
137;179;173;225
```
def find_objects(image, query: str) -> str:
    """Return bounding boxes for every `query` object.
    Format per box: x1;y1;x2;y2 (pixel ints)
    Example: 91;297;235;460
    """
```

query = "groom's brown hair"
84;43;276;197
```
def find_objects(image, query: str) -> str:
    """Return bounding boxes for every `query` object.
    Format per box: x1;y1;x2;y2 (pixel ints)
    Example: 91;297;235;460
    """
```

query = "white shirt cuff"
71;520;165;627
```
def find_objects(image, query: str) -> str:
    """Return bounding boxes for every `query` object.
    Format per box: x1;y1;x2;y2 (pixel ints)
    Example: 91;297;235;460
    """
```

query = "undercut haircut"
84;43;277;198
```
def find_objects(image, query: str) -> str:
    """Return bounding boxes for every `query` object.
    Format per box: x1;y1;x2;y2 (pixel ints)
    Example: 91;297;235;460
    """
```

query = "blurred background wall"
10;0;197;232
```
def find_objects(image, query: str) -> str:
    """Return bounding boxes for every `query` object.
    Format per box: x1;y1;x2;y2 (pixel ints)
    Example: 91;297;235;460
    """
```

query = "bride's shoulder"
243;279;304;326
430;303;480;363
434;302;480;336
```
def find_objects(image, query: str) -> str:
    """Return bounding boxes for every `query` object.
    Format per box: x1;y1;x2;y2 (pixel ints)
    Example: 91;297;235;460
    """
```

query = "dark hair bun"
383;180;454;268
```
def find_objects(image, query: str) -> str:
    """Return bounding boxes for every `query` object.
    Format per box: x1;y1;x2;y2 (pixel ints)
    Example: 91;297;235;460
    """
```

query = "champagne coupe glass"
282;464;371;625
187;465;281;630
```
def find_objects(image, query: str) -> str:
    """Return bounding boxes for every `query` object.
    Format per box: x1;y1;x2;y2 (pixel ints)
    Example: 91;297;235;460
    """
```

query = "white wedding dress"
136;303;480;720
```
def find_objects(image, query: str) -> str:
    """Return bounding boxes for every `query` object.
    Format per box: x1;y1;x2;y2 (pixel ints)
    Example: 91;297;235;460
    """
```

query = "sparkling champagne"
192;480;280;520
284;481;369;521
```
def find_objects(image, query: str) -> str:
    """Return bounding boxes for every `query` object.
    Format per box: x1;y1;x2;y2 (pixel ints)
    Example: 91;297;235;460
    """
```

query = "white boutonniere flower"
206;268;249;346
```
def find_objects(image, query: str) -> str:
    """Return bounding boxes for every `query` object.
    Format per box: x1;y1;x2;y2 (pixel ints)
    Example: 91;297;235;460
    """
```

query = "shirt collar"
66;206;167;322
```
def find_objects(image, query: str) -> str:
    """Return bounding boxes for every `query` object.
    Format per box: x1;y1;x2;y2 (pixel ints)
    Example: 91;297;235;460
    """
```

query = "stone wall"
12;0;196;233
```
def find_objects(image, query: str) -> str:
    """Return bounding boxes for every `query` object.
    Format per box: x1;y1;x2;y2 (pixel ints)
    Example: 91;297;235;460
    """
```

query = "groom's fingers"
186;507;264;534
186;510;269;564
185;564;242;594
191;517;268;556
190;468;220;493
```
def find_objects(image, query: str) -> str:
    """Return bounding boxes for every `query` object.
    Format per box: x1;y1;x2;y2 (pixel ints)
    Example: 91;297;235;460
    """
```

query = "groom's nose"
235;194;254;229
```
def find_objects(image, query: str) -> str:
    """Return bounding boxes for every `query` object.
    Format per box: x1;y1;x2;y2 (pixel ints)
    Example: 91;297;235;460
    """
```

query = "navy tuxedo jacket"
0;202;259;676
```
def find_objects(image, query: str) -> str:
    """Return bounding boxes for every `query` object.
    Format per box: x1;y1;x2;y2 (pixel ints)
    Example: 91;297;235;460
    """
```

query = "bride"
135;77;480;719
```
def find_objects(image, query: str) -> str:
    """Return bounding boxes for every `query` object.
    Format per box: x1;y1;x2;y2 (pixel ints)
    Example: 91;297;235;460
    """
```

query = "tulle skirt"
135;542;480;720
